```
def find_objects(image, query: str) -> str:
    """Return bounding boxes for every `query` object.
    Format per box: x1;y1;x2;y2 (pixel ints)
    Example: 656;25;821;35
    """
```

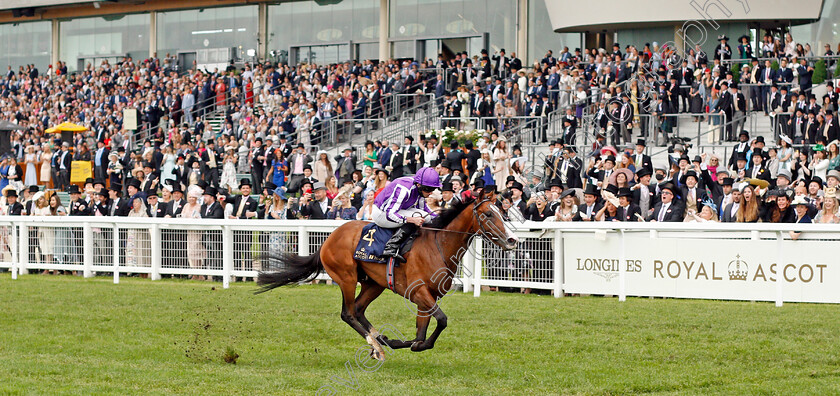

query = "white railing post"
10;223;17;280
222;226;232;289
150;224;161;281
83;223;93;278
553;230;563;298
776;231;784;307
18;224;28;275
113;224;119;284
298;226;309;257
472;237;483;297
618;229;626;302
462;242;474;293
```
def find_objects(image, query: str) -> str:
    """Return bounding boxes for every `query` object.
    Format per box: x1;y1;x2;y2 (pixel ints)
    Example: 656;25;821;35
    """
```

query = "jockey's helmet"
414;167;442;189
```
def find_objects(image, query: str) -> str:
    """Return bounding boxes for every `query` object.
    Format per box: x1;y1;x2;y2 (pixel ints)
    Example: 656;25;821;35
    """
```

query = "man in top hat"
747;149;772;185
440;182;460;209
108;182;130;217
679;170;707;215
578;184;603;221
5;189;22;216
228;178;259;219
250;137;266;193
728;130;750;168
730;83;747;139
68;185;89;216
126;178;145;203
140;162;159;195
509;181;528;214
616;187;642;222
200;186;224;219
632;139;653;175
559;146;582;189
201;140;222;187
587;155;617;187
57;141;72;191
300;181;330;220
632;168;656;215
286;143;313;194
335;147;358;185
165;184;185;218
647;182;684;222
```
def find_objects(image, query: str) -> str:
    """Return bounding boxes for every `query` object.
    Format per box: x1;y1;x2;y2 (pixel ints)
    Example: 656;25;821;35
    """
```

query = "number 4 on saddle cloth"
354;223;416;264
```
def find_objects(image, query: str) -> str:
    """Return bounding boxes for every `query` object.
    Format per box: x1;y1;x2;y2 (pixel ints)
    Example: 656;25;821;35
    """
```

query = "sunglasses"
419;186;436;193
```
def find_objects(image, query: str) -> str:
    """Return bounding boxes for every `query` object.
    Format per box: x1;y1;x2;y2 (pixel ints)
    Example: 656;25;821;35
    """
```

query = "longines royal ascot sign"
563;234;839;303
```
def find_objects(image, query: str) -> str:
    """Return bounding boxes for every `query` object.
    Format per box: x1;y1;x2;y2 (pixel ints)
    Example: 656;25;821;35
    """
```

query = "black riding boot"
382;223;418;263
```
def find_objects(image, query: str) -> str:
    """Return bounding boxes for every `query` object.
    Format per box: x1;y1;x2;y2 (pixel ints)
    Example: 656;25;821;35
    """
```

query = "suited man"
647;183;684;222
491;49;509;79
4;189;22;215
759;60;777;113
677;60;693;112
300;182;330;219
679;170;707;214
93;140;110;181
560;146;583;189
616;188;642;222
578;184;603;221
200;186;224;219
822;111;840;143
632;169;657;215
631;139;653;175
146;194;167;217
140;162;159;195
721;187;742;222
107;183;130;217
250;137;266;193
165;185;186;217
386;142;405;180
334;147;358;185
228;179;259;219
747;150;773;185
201;140;222;187
57;142;72;191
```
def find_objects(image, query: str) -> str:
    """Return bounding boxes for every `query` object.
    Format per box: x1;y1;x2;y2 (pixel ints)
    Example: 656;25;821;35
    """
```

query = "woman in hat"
126;196;150;272
553;189;580;222
264;151;288;192
806;144;828;181
372;168;389;198
362;141;378;169
29;192;53;267
107;152;123;187
685;198;719;222
181;186;206;280
778;136;794;171
814;187;839;224
474;149;497;187
328;186;358;220
737;35;752;59
790;196;813;240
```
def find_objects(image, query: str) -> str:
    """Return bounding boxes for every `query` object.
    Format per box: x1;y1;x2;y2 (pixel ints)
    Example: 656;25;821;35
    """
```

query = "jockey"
373;167;441;263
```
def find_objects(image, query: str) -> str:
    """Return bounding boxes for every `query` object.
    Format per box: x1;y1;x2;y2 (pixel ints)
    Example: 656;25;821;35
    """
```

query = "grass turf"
0;274;838;395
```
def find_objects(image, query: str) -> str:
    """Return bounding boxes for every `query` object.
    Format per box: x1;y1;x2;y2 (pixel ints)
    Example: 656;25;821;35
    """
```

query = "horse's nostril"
507;237;518;245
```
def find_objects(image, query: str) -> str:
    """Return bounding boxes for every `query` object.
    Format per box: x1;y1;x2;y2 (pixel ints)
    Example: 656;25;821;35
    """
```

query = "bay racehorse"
257;188;518;360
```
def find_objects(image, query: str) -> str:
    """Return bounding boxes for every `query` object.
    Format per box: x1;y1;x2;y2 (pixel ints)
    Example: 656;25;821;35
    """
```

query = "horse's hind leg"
338;277;386;361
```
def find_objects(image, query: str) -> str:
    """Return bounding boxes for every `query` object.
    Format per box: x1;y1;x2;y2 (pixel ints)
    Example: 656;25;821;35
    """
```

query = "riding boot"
382;223;418;264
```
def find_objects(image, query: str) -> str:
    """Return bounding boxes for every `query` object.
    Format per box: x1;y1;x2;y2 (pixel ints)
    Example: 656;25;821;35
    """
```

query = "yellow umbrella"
45;122;88;134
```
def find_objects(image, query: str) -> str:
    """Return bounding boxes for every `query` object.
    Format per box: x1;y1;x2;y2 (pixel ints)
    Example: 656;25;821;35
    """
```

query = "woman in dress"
0;156;9;191
40;145;52;188
126;197;151;274
324;175;339;200
492;137;511;187
49;194;70;268
806;146;828;182
476;149;498;187
181;186;206;281
362;141;378;169
553;190;580;222
219;148;238;193
265;151;287;190
373;169;389;198
313;151;333;183
107;153;123;188
30;192;52;267
7;157;22;192
736;184;761;223
420;136;444;168
778;136;794;171
266;188;292;262
24;146;37;187
160;145;176;187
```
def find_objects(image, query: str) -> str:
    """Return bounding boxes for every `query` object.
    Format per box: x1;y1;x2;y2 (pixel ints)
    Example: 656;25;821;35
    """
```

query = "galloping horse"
257;188;518;360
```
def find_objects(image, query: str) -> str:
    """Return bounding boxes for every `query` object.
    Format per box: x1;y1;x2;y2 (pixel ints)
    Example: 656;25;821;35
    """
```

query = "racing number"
363;228;377;246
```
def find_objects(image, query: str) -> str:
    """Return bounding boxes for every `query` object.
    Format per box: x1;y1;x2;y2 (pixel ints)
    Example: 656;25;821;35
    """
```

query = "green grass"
0;274;839;395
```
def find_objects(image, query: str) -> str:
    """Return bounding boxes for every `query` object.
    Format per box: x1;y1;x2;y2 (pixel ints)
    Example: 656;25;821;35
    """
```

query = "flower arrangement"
430;127;486;147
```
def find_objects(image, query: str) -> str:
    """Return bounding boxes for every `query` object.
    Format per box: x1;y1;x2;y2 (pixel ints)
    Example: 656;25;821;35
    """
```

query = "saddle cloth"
354;223;415;263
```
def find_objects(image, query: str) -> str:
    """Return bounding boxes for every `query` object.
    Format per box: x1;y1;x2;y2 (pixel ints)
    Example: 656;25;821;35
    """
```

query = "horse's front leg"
408;286;447;352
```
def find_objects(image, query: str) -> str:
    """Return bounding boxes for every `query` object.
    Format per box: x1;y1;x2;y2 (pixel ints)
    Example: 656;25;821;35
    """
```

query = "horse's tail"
255;247;323;294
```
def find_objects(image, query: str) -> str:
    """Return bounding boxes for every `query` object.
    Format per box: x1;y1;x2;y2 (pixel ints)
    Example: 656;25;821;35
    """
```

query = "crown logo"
728;255;748;281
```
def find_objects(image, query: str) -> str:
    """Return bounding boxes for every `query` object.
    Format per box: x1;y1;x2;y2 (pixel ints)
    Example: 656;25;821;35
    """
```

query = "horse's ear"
480;186;497;200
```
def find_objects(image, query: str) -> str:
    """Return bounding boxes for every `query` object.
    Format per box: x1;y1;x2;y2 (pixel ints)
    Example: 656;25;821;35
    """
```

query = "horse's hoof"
369;347;385;361
410;341;424;352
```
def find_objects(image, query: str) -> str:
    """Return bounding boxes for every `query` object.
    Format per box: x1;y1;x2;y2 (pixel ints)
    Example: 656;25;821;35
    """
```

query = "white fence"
0;217;838;306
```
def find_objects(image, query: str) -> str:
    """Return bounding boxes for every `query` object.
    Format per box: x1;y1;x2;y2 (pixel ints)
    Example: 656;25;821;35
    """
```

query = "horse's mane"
429;197;476;229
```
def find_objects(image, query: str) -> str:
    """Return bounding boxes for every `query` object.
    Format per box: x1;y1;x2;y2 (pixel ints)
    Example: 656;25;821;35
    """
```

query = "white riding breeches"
372;205;430;228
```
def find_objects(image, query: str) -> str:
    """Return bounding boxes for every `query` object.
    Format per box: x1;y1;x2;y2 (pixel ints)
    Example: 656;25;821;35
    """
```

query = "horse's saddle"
354;223;415;264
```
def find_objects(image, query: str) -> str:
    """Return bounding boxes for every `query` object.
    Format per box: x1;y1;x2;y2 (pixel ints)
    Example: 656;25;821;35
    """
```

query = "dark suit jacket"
6;202;22;215
166;199;185;217
646;201;684;222
147;203;167;218
200;202;224;219
632;154;653;175
721;203;738;222
301;199;330;219
617;203;642;222
228;194;259;218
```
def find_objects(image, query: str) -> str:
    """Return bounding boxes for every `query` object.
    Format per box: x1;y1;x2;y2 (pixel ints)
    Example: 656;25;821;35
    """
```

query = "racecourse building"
0;0;832;72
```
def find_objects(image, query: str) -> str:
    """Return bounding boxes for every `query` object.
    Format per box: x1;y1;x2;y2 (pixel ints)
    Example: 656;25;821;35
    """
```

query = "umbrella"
0;120;25;155
45;122;87;134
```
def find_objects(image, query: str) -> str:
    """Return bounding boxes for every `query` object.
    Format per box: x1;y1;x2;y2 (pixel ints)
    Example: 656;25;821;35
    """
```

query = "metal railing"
2;217;839;305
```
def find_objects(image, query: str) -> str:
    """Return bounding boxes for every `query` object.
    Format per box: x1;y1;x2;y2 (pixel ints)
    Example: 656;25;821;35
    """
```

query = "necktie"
236;196;248;217
658;204;667;222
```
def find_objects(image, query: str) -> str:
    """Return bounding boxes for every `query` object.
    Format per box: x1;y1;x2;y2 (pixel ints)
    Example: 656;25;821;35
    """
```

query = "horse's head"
473;188;519;251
